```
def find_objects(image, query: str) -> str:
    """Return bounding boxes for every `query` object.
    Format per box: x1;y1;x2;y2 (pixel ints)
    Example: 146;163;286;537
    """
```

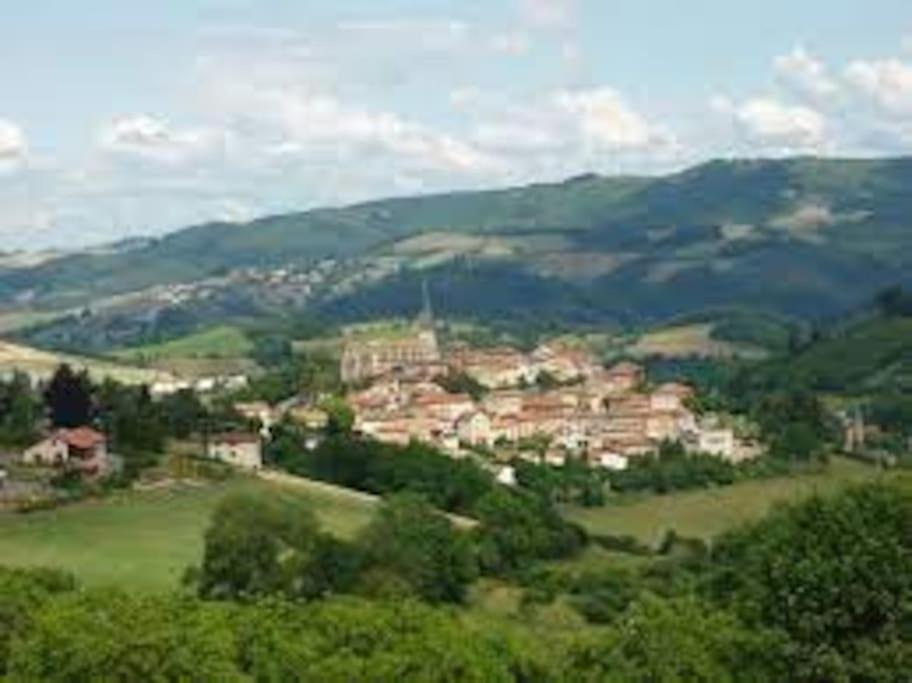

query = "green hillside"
784;316;912;393
114;325;253;363
4;157;912;331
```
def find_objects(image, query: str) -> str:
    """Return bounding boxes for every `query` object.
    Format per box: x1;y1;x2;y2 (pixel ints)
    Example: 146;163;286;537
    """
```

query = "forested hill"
3;156;912;326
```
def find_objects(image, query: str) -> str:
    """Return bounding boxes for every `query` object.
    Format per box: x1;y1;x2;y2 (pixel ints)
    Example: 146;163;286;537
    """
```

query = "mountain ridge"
4;156;912;346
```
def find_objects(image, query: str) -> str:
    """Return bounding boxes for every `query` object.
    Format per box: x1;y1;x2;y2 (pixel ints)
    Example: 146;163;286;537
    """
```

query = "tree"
557;596;782;683
7;592;241;682
321;396;355;435
233;598;545;682
0;568;76;676
158;388;207;439
43;364;93;428
434;370;486;401
708;484;912;682
356;494;477;603
0;372;42;446
194;492;353;601
474;488;586;575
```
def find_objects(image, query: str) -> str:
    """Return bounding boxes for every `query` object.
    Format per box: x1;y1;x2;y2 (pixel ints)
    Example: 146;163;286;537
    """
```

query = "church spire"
417;279;434;329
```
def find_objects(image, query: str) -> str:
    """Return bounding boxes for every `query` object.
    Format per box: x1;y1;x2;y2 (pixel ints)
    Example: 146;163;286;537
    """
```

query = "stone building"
340;293;441;385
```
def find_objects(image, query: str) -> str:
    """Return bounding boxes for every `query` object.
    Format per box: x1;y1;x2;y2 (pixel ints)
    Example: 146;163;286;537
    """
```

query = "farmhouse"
22;427;110;477
207;433;263;470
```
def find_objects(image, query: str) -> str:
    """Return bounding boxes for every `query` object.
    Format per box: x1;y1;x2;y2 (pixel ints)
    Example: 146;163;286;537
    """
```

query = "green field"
115;325;253;362
565;458;908;546
0;476;376;591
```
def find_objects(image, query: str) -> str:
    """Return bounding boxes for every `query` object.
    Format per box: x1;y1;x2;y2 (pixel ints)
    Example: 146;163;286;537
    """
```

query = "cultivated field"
628;323;766;359
0;475;378;591
565;457;905;546
0;340;169;385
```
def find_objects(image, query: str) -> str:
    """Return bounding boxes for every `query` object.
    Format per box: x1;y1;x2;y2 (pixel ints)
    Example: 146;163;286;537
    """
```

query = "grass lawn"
0;475;376;592
564;457;908;546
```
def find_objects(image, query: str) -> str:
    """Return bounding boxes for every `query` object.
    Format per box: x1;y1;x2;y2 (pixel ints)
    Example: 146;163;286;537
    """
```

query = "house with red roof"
22;427;110;477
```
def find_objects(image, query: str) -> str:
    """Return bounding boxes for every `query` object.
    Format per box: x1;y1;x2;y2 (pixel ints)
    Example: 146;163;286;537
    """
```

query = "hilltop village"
341;313;761;471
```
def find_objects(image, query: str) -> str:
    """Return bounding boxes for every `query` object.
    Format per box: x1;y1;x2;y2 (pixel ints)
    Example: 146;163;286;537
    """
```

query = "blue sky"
2;1;911;249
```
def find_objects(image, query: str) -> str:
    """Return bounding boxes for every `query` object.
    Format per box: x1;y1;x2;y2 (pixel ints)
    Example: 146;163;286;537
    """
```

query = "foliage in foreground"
2;482;910;682
2;576;780;683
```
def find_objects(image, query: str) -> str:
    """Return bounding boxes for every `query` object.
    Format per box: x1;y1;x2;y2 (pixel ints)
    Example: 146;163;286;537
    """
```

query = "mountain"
4;157;912;347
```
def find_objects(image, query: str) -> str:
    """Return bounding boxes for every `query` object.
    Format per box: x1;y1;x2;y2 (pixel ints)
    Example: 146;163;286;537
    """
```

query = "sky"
2;0;912;250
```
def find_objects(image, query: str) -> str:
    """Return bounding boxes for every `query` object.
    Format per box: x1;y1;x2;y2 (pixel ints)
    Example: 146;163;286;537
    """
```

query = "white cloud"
844;58;912;113
774;46;839;98
218;82;502;176
99;115;223;164
0;119;27;165
555;88;672;151
715;96;826;150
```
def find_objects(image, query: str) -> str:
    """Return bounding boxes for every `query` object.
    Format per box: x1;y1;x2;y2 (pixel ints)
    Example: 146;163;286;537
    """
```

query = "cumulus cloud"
713;96;826;150
844;58;912;113
774;46;839;98
99;115;224;164
0;119;27;165
214;80;503;177
555;88;673;151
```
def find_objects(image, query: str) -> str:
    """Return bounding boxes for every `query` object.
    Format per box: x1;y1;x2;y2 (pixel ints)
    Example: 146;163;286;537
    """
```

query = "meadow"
114;325;254;362
1;456;904;594
564;457;904;545
0;475;377;591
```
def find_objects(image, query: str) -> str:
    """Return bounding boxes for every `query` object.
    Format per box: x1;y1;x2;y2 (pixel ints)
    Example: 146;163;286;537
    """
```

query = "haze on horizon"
2;0;912;250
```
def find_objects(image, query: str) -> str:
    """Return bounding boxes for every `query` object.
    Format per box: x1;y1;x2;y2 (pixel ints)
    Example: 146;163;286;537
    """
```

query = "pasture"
114;325;254;362
0;475;377;591
564;457;904;546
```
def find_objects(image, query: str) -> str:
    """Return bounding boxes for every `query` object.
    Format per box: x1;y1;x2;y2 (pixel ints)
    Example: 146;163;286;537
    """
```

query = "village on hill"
0;282;776;510
339;306;762;473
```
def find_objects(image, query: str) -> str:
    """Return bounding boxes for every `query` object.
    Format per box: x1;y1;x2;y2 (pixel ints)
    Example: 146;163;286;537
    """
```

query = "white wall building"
207;434;263;470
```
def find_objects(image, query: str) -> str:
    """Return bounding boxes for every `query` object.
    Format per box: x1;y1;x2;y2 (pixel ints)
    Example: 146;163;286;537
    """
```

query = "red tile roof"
58;427;106;450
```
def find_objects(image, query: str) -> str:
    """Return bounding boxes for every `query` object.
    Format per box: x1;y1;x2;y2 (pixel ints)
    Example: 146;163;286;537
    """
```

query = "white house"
22;427;110;477
695;428;736;460
594;451;629;471
495;465;517;487
207;433;263;470
456;410;494;447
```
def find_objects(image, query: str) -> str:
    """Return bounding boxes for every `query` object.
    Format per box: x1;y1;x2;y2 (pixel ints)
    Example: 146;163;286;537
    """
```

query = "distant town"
339;304;761;477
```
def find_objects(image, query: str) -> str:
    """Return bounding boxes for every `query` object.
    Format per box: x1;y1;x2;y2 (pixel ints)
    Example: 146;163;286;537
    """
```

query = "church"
340;285;442;385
